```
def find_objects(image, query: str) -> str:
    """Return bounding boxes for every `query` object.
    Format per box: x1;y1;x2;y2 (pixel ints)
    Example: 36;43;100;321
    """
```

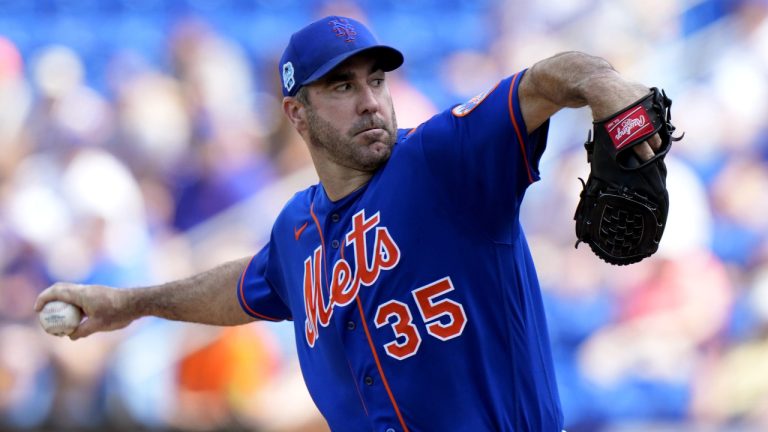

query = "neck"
308;150;375;202
318;166;374;202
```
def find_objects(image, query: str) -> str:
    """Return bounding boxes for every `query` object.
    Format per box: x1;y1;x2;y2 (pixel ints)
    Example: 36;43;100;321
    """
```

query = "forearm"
127;257;254;326
527;51;614;108
35;256;257;340
521;51;650;131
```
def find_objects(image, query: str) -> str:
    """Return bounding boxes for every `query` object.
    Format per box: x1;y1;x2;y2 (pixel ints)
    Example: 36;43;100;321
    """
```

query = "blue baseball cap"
279;16;404;97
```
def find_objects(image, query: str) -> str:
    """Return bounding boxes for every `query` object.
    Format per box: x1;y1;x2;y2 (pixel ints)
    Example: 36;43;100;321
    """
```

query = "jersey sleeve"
417;69;549;213
237;242;292;322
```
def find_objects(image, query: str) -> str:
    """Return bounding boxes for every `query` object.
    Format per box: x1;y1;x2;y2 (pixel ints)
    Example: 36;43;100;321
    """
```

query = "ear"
282;96;307;131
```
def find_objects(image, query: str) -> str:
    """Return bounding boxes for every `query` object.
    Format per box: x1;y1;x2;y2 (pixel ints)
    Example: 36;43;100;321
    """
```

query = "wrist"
581;73;649;120
120;286;154;320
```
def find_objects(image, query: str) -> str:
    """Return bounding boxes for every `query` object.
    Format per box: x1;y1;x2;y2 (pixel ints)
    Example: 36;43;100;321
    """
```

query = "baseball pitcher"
35;15;679;432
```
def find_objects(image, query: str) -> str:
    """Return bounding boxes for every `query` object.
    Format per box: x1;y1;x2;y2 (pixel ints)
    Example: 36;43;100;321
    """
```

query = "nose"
357;85;381;115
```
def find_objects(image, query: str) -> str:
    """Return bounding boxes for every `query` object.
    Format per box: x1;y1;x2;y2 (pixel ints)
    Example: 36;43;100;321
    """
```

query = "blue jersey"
238;70;563;431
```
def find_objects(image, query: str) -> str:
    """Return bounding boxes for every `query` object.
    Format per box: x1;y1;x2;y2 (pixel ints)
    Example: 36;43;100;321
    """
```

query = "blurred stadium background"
1;0;766;430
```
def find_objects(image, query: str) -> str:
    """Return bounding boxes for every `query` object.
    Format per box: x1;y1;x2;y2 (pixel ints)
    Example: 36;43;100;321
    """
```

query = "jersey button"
331;213;340;222
385;428;396;432
346;321;355;330
331;239;340;248
364;376;374;386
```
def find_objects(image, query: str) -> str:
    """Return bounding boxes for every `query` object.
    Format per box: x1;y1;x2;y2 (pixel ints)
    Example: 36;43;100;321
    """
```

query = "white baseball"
38;301;83;337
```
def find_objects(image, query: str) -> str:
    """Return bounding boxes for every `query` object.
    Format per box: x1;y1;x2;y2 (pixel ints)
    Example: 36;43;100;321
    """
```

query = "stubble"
305;106;398;172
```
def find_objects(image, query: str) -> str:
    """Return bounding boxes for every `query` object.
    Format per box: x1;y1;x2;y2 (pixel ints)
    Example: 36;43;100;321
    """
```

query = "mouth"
354;127;385;137
352;118;387;136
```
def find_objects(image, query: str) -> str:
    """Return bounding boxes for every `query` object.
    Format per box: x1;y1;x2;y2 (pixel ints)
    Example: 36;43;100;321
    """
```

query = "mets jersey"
238;70;564;431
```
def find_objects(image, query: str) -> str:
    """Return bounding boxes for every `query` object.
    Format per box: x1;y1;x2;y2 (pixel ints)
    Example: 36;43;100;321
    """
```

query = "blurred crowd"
0;0;766;431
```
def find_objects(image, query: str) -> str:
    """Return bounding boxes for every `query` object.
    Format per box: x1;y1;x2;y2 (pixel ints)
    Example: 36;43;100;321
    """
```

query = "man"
35;16;663;431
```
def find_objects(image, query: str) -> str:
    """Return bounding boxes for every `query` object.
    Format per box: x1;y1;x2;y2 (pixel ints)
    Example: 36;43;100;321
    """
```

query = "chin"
358;147;392;171
369;140;393;153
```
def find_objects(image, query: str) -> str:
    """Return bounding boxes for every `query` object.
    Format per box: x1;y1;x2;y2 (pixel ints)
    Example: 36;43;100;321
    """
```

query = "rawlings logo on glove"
609;108;652;148
574;87;683;265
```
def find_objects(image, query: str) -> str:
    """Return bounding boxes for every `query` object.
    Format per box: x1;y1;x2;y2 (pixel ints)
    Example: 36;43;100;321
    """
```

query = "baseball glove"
574;87;682;265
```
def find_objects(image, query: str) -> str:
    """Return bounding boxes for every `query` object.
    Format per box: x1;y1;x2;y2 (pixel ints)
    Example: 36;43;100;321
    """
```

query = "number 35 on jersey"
302;209;469;359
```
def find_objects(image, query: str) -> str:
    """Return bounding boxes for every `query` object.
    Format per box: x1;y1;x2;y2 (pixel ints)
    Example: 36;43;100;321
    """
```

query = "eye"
334;83;352;92
371;78;385;87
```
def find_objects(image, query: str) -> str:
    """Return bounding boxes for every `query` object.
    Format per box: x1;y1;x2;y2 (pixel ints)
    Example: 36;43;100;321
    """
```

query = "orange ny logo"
329;18;357;42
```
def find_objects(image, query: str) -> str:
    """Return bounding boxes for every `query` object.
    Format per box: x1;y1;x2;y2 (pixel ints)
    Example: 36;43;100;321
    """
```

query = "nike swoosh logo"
294;222;309;241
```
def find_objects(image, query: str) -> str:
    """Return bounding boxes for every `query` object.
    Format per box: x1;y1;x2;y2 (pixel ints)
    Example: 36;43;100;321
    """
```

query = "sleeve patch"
451;82;500;117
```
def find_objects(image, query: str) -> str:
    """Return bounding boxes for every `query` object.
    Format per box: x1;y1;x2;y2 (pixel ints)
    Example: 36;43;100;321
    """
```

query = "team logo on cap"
329;17;357;42
282;62;295;92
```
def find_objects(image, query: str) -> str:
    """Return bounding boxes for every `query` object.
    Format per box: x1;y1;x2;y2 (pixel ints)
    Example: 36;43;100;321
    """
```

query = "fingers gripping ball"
38;301;83;336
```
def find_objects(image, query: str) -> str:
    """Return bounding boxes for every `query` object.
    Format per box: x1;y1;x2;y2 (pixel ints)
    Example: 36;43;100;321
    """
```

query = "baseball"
38;301;83;337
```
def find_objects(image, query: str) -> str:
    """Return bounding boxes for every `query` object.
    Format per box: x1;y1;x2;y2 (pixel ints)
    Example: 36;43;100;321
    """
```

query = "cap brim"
303;45;404;87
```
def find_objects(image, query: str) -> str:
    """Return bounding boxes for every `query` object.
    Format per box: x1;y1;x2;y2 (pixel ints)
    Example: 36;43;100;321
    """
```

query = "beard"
305;105;398;172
